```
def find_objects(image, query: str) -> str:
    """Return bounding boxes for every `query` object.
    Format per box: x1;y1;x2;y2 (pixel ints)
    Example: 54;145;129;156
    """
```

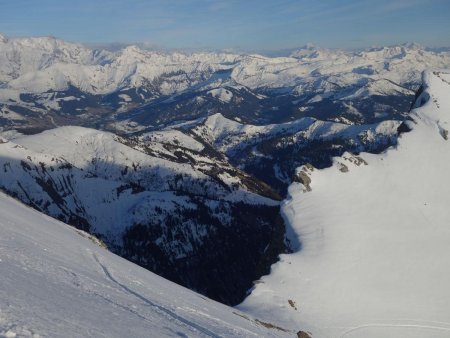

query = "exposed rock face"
297;331;312;338
294;164;314;192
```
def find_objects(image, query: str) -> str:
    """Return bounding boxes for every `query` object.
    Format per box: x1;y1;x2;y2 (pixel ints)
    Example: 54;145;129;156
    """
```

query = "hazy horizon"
1;32;449;57
1;0;449;52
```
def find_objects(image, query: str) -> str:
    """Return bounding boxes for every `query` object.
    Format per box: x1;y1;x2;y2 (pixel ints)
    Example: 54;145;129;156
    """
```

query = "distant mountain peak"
402;42;424;50
304;42;317;50
0;33;8;43
122;44;144;54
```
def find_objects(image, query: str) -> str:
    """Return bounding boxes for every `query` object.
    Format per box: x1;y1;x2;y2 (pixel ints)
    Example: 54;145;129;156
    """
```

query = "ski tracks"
91;252;221;338
340;321;450;337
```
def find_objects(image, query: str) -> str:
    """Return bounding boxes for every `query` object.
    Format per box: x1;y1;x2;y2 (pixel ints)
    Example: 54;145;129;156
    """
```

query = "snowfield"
0;191;294;337
239;70;450;337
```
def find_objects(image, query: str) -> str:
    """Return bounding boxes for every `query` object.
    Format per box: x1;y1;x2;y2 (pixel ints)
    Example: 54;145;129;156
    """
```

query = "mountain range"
1;34;450;337
1;35;449;134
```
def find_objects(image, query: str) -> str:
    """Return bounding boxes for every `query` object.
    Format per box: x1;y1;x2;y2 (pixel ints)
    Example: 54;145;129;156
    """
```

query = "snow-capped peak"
118;44;148;60
0;35;448;100
0;33;7;43
402;42;424;50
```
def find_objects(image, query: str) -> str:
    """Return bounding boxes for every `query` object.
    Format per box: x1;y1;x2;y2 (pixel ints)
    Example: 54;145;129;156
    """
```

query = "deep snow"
239;70;450;337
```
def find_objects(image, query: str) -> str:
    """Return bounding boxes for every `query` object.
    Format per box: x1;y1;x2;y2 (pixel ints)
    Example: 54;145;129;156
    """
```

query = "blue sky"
0;0;449;51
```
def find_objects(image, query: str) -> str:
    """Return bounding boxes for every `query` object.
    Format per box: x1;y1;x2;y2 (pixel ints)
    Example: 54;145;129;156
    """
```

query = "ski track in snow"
91;253;220;338
0;191;291;337
340;322;450;338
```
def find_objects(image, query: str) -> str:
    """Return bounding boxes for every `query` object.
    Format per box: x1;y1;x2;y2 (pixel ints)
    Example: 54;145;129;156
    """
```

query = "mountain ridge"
239;70;450;338
0;123;286;305
1;35;449;132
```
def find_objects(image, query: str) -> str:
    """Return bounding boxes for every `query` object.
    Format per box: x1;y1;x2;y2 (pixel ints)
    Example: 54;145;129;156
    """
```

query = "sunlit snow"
240;70;450;338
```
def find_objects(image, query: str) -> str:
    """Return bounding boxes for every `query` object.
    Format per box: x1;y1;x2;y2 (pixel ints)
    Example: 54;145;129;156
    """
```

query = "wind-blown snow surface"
0;191;293;337
239;70;450;337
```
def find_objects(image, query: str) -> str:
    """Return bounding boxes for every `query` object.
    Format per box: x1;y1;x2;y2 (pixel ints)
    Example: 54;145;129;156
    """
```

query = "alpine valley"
1;34;450;337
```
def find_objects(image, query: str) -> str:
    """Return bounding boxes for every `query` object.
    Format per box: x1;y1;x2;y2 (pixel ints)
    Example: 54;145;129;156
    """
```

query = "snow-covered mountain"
0;190;296;337
0;126;284;305
135;112;402;194
2;34;449;336
189;113;402;192
1;35;449;132
239;70;450;337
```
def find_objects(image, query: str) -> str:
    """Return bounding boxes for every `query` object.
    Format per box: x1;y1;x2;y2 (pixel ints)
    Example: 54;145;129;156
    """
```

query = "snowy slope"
0;191;294;337
0;125;285;305
239;70;450;337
